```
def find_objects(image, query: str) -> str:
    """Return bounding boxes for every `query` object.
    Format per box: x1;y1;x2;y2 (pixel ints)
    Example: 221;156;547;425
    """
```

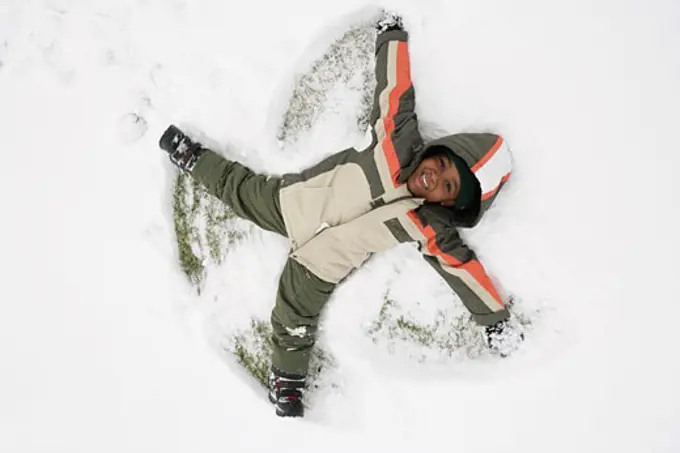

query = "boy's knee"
270;315;316;376
271;311;317;347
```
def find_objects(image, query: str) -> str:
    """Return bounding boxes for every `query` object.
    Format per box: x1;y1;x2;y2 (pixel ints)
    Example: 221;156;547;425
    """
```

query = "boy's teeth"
421;174;428;190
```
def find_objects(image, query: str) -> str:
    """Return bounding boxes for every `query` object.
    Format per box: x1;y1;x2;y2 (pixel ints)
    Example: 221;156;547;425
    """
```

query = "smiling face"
407;152;461;206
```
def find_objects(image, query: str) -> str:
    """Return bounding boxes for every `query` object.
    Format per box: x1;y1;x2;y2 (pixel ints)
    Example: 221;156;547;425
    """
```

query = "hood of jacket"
400;133;512;227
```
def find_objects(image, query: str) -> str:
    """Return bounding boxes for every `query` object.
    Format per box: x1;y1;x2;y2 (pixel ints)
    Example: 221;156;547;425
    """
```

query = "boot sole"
159;125;182;152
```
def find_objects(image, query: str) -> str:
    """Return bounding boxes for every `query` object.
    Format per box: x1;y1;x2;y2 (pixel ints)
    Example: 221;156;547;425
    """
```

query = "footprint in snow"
117;112;148;144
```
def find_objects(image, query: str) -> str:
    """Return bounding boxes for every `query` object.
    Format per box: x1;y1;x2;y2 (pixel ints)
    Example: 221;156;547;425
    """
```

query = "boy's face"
407;153;461;206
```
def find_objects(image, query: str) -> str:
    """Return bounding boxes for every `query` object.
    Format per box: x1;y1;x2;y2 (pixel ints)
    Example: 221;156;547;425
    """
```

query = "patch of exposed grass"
172;171;205;287
199;186;246;265
369;297;487;359
232;319;273;387
231;319;334;389
368;297;534;361
171;170;250;290
278;25;376;143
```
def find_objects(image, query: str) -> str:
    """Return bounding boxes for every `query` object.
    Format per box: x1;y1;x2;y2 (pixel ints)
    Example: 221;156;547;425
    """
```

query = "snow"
1;0;679;452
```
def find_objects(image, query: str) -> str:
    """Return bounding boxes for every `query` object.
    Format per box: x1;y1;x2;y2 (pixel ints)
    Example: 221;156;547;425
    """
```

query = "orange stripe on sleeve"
382;41;412;187
407;210;504;306
471;136;504;173
458;260;503;305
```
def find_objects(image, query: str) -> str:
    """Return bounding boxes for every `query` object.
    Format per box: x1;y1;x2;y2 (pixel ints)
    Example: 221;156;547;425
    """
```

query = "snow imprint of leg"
117;113;149;144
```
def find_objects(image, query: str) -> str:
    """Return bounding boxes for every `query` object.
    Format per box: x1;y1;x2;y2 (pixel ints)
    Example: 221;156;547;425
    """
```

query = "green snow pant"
191;150;335;376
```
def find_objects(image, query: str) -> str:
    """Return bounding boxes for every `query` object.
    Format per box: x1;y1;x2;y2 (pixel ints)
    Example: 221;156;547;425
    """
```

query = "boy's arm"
368;25;423;187
287;201;508;326
407;209;510;326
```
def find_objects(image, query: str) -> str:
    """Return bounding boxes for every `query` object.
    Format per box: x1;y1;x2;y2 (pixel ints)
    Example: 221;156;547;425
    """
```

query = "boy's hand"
159;125;205;172
485;319;524;357
376;11;404;34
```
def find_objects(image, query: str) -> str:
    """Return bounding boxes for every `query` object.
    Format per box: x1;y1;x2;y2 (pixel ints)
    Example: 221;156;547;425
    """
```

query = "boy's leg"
270;258;335;376
160;125;287;236
191;149;287;237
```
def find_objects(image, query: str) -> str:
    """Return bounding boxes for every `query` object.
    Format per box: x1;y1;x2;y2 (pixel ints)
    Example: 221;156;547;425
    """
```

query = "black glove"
376;11;404;34
158;125;206;172
485;319;524;357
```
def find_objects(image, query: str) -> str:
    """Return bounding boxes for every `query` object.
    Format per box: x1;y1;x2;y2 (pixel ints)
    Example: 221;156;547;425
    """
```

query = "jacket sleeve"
368;29;423;187
407;209;510;326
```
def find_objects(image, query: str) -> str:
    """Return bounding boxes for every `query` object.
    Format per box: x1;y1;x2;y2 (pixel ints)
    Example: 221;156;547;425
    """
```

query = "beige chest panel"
291;198;423;284
279;162;373;248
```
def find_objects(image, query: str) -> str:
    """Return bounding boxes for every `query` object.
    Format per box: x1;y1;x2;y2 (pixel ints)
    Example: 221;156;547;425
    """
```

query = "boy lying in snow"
159;12;522;418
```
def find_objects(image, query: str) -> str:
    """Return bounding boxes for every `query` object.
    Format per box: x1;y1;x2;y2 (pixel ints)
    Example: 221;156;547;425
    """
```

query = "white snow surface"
1;0;679;452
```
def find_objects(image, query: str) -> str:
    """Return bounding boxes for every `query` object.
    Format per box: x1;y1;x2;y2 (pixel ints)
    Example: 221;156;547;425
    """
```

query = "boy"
159;12;522;418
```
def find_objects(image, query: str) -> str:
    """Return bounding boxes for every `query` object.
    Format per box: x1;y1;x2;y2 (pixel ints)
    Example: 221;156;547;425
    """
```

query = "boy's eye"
439;157;445;169
445;181;452;193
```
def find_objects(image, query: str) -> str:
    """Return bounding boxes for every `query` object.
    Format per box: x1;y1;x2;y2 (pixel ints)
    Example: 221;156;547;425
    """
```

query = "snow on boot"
268;367;305;418
158;124;206;172
485;319;524;357
376;10;404;34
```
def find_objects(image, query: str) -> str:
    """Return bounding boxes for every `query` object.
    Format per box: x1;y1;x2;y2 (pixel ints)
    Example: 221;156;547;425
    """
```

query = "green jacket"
279;30;512;325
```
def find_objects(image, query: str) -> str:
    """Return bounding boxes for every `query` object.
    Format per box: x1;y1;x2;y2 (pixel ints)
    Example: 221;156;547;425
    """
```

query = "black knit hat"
446;150;479;211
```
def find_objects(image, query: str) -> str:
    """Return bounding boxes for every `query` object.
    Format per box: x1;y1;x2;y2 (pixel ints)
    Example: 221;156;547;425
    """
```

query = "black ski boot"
268;367;305;418
158;125;206;172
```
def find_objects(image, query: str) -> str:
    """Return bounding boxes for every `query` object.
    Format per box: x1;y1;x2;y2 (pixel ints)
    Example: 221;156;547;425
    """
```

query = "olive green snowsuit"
189;29;512;376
